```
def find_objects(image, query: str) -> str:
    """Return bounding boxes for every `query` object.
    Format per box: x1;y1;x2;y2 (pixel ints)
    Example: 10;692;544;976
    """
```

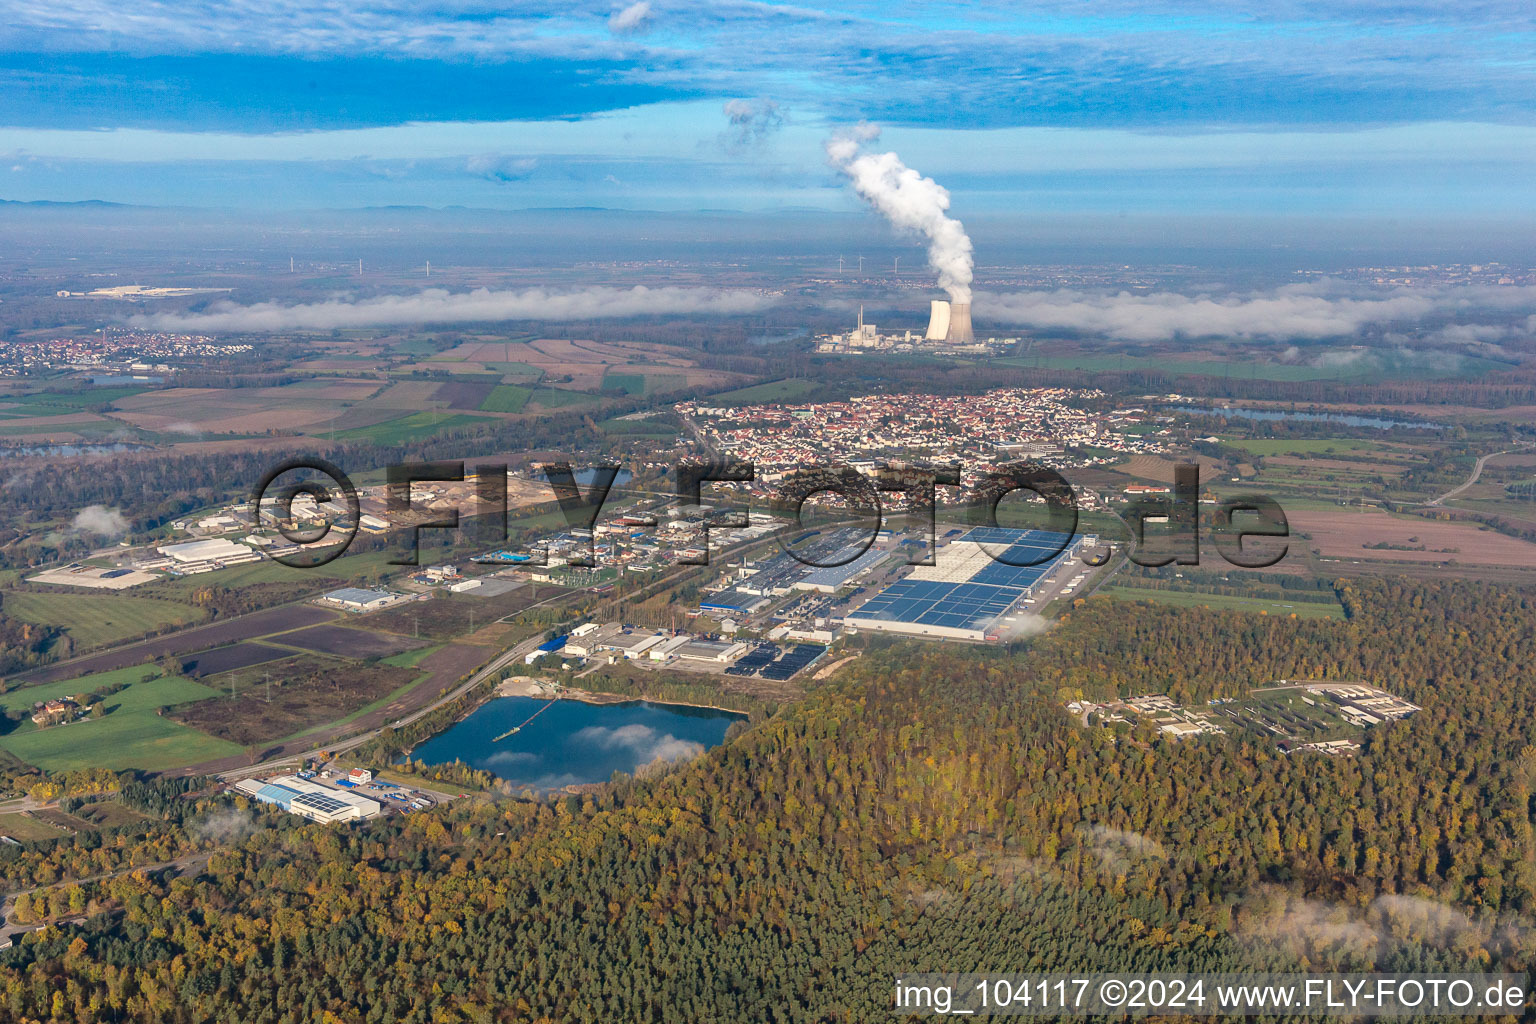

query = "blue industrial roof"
537;635;570;652
799;546;888;589
849;527;1078;633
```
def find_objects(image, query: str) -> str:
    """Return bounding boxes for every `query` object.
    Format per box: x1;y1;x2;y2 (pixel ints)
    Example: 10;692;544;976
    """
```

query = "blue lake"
1188;406;1444;431
402;696;743;792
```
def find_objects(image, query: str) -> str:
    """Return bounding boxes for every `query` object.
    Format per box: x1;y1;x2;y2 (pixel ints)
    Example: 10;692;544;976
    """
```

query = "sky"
1;1;1534;214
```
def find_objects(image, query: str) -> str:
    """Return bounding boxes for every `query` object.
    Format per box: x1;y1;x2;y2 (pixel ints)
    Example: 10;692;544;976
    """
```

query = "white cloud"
466;154;537;182
608;0;652;35
72;504;129;537
979;283;1536;342
130;284;777;332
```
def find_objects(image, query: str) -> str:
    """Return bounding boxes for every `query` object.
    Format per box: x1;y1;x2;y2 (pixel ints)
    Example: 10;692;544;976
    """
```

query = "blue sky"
1;0;1534;213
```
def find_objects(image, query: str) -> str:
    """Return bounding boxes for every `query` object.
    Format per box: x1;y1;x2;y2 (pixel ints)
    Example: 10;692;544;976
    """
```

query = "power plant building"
924;300;974;344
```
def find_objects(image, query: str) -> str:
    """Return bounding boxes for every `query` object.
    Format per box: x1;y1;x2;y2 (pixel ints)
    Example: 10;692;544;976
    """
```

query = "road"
216;522;805;782
216;624;552;782
1424;447;1524;507
1;852;209;945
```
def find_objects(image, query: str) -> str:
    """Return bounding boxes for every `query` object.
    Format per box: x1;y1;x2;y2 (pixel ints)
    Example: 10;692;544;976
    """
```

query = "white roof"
158;538;253;563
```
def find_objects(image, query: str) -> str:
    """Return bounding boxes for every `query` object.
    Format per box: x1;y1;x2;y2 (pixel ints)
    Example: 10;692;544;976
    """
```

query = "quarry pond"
401;696;745;791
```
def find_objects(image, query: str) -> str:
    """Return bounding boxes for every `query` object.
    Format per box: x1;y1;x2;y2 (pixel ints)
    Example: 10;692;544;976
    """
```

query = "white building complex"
236;775;382;824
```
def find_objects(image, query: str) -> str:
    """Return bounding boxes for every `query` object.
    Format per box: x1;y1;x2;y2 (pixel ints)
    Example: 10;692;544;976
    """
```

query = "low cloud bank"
979;283;1536;342
131;285;777;332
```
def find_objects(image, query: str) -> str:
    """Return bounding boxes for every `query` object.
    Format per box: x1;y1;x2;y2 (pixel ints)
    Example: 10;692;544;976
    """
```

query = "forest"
0;576;1532;1022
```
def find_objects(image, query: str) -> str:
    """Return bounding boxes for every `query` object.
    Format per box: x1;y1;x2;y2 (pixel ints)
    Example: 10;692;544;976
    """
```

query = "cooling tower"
947;302;974;343
924;300;951;341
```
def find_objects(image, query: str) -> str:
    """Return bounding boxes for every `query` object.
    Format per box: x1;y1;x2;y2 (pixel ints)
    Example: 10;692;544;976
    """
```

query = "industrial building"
793;545;889;593
157;537;261;572
236;775;381;824
322;587;398;612
599;632;666;659
673;639;748;663
699;589;769;615
844;527;1083;641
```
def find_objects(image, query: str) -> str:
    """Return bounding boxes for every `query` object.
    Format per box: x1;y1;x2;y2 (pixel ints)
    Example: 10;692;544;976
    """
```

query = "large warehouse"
322;587;397;612
843;527;1083;641
236;775;382;823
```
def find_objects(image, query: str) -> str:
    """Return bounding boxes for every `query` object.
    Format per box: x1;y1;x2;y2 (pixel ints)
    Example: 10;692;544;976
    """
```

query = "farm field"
0;664;164;712
0;813;67;841
430;338;739;393
434;379;497;410
706;379;817;404
0;671;241;772
1102;585;1346;619
178;642;291;678
603;370;686;396
526;387;603;410
598;416;679;436
1224;437;1409;458
327;410;495;444
173;654;419;746
12;603;338;685
1288;509;1536;567
1107;454;1226;483
274;623;427;659
479;384;533;413
105;379;382;434
380;643;445;669
361;585;566;641
5;592;208;650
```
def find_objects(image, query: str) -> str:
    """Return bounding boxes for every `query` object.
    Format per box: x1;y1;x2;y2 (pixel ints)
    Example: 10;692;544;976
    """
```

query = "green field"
1225;437;1397;457
0;812;67;841
6;591;207;650
0;671;241;771
0;386;149;416
479;384;533;413
380;643;445;669
603;371;685;397
603;373;646;396
598;416;680;436
485;361;543;379
329;410;496;445
147;547;401;597
707;379;817;404
0;664;160;713
527;388;603;410
1104;585;1345;619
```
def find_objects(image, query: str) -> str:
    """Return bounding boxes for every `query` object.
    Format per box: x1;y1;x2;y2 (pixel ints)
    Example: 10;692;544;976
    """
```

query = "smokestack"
947;303;973;343
925;300;951;341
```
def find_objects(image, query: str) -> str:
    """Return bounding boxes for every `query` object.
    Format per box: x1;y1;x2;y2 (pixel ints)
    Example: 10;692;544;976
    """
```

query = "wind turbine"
893;256;900;277
857;255;863;273
837;256;843;277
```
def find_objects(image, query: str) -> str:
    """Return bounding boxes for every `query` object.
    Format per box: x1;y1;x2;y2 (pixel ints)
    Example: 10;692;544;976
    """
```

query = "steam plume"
825;123;973;303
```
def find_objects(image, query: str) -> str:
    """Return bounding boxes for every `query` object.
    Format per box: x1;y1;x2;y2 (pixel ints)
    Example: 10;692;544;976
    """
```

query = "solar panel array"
724;642;827;680
760;644;827;681
725;643;779;676
848;527;1077;635
293;792;350;815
